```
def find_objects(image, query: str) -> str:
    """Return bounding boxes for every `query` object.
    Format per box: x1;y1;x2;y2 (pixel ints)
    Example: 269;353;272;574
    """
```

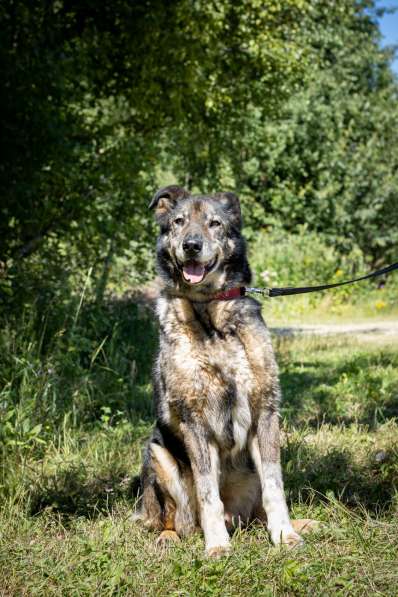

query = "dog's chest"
162;301;259;453
201;331;253;452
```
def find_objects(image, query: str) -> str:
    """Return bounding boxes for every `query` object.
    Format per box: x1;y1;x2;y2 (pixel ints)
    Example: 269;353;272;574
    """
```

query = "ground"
1;313;397;595
272;320;398;339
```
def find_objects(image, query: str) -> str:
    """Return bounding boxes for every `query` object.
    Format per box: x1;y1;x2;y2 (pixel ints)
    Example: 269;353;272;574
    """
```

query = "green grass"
2;495;398;595
1;308;398;595
276;334;398;427
260;288;398;325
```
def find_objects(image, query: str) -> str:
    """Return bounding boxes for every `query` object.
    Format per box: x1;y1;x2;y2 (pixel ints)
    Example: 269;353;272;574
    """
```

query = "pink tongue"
182;262;205;284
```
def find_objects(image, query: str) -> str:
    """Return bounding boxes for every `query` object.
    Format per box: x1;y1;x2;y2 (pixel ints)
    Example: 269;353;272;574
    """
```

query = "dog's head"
149;185;251;297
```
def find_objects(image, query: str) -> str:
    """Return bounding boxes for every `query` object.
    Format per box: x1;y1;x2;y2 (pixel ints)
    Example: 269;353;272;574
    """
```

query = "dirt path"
270;320;398;338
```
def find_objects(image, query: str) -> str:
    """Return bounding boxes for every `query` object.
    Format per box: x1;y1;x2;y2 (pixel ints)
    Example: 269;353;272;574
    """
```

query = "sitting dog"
135;186;306;557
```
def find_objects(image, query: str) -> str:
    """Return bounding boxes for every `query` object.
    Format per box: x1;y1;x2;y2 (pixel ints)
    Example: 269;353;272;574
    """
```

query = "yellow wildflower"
375;300;387;310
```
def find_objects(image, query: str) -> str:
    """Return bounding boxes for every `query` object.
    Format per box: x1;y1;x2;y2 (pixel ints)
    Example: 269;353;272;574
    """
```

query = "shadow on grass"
282;441;398;514
279;350;398;427
29;437;397;521
29;463;140;520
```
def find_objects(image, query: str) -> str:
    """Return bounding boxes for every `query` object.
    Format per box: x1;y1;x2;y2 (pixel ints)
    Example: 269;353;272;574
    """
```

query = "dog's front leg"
250;411;302;547
181;423;230;557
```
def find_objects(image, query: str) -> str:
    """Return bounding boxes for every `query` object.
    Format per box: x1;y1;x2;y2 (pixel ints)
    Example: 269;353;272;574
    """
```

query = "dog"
134;185;310;557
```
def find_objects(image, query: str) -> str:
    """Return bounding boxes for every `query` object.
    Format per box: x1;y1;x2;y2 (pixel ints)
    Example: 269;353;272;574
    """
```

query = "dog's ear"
214;192;242;229
149;185;189;224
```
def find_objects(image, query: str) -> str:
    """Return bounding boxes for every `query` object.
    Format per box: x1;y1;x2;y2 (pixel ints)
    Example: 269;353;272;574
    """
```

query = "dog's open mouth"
182;258;217;284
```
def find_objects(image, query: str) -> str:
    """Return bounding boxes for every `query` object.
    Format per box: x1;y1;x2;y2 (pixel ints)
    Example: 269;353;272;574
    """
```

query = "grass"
275;334;398;427
260;288;398;325
1;304;398;595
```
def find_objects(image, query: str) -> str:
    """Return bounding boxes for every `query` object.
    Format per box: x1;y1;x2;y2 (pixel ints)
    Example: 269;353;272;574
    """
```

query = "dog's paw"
281;530;303;549
156;530;181;547
270;526;304;549
291;518;320;535
206;545;232;559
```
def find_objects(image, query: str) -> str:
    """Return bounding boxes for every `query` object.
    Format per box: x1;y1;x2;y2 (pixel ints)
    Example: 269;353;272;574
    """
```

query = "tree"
228;0;398;264
0;0;310;303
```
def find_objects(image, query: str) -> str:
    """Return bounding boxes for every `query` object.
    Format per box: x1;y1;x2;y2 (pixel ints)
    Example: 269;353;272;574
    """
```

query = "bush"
250;226;398;304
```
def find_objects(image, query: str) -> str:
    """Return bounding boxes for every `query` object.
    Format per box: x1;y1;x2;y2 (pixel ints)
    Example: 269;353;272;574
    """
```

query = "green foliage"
0;0;397;317
0;0;311;311
248;227;398;324
234;0;398;264
249;227;366;288
0;292;157;460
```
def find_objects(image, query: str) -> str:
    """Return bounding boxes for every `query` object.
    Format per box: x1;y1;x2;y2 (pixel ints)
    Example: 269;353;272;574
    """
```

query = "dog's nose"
183;235;203;255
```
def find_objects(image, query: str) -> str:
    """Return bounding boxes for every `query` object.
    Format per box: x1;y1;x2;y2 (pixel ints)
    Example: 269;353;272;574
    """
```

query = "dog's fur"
134;186;303;556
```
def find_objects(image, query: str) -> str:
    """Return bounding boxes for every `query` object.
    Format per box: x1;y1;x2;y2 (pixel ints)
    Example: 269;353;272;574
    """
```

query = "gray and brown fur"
135;185;306;556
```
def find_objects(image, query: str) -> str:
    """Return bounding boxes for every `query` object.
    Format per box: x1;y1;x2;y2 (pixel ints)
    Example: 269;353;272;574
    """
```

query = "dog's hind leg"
156;497;181;546
135;477;163;532
150;442;197;539
250;504;319;536
291;519;320;534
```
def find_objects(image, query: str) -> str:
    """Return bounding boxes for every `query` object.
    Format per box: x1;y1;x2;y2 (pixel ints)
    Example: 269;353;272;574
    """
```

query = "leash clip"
245;287;271;298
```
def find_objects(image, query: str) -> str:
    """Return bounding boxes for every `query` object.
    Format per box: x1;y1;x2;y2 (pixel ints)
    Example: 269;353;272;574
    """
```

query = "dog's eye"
174;217;184;226
209;219;222;228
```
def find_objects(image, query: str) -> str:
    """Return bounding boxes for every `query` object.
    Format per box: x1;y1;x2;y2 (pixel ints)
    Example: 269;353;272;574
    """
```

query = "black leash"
245;261;398;298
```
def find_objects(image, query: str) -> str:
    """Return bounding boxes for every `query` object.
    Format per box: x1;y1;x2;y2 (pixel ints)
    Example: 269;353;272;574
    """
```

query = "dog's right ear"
149;185;189;224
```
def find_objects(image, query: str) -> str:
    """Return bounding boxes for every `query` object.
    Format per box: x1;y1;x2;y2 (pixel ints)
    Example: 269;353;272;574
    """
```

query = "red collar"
212;287;245;300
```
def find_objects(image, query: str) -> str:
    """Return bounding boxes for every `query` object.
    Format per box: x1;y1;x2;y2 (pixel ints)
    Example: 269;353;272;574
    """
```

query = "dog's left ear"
214;192;242;229
149;185;189;225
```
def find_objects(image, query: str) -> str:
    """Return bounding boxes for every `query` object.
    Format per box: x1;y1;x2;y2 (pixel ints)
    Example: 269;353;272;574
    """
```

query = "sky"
377;0;398;73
